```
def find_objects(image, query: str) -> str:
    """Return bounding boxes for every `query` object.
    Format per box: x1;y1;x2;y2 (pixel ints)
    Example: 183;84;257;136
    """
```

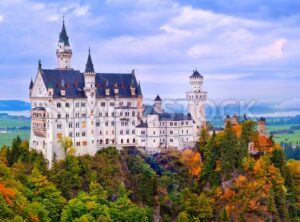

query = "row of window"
56;101;135;108
140;129;189;135
56;111;136;119
62;129;136;137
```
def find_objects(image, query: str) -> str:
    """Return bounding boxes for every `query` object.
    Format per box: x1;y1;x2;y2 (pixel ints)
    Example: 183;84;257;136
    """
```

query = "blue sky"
0;0;300;109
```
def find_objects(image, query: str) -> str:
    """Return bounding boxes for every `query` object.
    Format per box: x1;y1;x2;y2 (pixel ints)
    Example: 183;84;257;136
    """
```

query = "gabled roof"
39;69;142;98
154;95;162;101
190;70;203;78
59;20;70;46
40;69;85;98
85;49;94;73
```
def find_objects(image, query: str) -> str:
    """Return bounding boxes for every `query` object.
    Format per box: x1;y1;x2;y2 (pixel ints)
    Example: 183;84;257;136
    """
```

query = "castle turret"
154;95;163;113
137;81;143;118
56;19;72;69
186;70;207;136
258;117;267;136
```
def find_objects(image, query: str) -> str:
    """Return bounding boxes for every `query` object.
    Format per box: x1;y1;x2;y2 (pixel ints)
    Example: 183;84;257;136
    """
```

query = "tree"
50;155;82;199
29;167;66;221
220;123;240;178
58;136;74;157
180;189;213;221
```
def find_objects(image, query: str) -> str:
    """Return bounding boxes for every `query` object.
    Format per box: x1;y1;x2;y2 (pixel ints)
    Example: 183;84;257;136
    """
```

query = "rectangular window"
66;113;69;118
75;122;80;128
57;113;61;119
57;124;62;129
101;102;105;107
57;102;61;108
82;141;87;146
110;102;114;106
81;102;86;107
75;102;80;107
69;132;72;137
69;122;73;128
76;142;81;146
76;132;80;137
65;102;70;108
82;132;86;137
96;122;100;127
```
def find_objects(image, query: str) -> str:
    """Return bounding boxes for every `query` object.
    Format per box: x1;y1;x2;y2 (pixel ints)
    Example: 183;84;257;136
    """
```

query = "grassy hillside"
0;113;30;147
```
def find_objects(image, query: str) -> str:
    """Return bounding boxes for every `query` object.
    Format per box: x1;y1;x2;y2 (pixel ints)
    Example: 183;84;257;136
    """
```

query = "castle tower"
137;81;143;119
186;70;207;136
56;19;72;69
83;48;97;155
154;95;163;113
258;117;267;136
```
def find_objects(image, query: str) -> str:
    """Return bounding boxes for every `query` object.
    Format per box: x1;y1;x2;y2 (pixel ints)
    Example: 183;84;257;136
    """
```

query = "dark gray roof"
29;79;33;89
59;20;70;46
154;95;162;101
85;49;94;73
259;117;266;122
33;107;45;111
39;69;141;98
143;105;192;121
136;121;148;128
137;81;142;96
190;70;203;78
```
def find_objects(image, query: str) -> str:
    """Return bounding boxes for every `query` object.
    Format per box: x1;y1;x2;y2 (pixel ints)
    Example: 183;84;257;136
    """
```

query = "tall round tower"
56;19;72;69
186;70;207;136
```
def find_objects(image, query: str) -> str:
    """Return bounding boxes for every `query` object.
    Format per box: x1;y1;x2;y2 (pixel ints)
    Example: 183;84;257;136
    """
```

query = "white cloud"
74;5;89;16
0;15;4;22
47;15;59;22
245;39;287;62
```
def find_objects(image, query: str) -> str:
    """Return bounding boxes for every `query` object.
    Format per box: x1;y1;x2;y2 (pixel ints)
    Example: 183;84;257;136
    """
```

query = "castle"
29;21;207;166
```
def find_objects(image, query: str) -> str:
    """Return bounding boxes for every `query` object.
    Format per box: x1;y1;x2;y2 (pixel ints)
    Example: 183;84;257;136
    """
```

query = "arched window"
127;138;130;143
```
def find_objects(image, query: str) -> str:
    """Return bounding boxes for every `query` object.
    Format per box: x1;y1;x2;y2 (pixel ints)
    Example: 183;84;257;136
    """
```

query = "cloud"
73;5;89;16
244;39;287;62
0;15;4;22
277;98;300;110
47;15;59;22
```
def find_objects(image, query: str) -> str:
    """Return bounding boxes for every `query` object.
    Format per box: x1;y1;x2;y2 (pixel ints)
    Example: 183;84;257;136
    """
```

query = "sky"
0;0;300;110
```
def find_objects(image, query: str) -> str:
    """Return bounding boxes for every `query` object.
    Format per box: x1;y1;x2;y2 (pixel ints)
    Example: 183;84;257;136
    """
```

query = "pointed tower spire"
59;17;70;46
29;78;34;89
38;59;42;70
85;47;95;73
56;18;72;69
137;81;142;96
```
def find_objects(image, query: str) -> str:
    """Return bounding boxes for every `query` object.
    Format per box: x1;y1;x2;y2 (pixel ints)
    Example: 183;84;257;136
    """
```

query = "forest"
0;120;300;221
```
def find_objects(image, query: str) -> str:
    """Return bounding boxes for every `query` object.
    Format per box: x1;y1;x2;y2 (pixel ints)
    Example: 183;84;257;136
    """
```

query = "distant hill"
0;100;30;111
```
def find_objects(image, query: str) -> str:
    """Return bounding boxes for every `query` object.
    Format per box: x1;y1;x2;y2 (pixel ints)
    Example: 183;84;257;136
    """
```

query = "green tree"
180;189;213;221
29;167;66;221
220;123;239;178
50;155;82;199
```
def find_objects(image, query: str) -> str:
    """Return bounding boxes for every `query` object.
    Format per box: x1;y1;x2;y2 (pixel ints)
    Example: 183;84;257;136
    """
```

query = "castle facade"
29;21;207;166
